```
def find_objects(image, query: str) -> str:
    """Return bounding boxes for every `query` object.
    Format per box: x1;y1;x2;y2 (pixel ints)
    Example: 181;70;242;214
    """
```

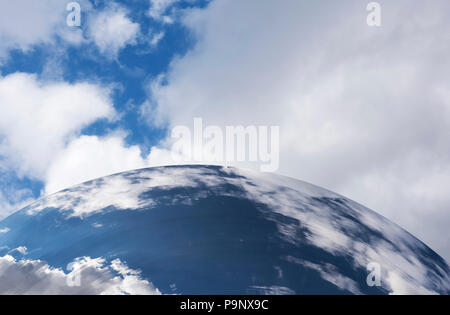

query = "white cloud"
44;135;187;195
149;31;165;47
145;0;450;261
0;72;116;180
35;163;211;217
249;286;295;295
148;0;179;23
0;1;89;62
288;260;361;294
0;0;64;60
0;255;160;295
9;246;27;255
45;135;149;194
87;5;140;58
0;1;143;61
387;271;436;295
0;227;9;234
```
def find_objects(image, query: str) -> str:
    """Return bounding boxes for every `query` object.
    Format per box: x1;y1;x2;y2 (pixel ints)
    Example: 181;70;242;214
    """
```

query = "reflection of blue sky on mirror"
0;0;450;263
1;165;448;294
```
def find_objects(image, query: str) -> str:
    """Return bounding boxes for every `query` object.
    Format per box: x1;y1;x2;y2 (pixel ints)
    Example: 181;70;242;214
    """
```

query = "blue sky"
0;0;449;261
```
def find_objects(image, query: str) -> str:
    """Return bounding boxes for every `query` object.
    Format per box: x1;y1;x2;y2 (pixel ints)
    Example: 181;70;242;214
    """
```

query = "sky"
0;0;449;261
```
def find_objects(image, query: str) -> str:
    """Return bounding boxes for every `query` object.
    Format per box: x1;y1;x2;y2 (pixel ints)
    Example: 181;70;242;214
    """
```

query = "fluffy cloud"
0;1;141;61
0;0;64;59
145;0;450;260
0;73;116;179
0;0;89;62
45;135;149;194
87;4;140;58
44;135;188;195
0;255;160;295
